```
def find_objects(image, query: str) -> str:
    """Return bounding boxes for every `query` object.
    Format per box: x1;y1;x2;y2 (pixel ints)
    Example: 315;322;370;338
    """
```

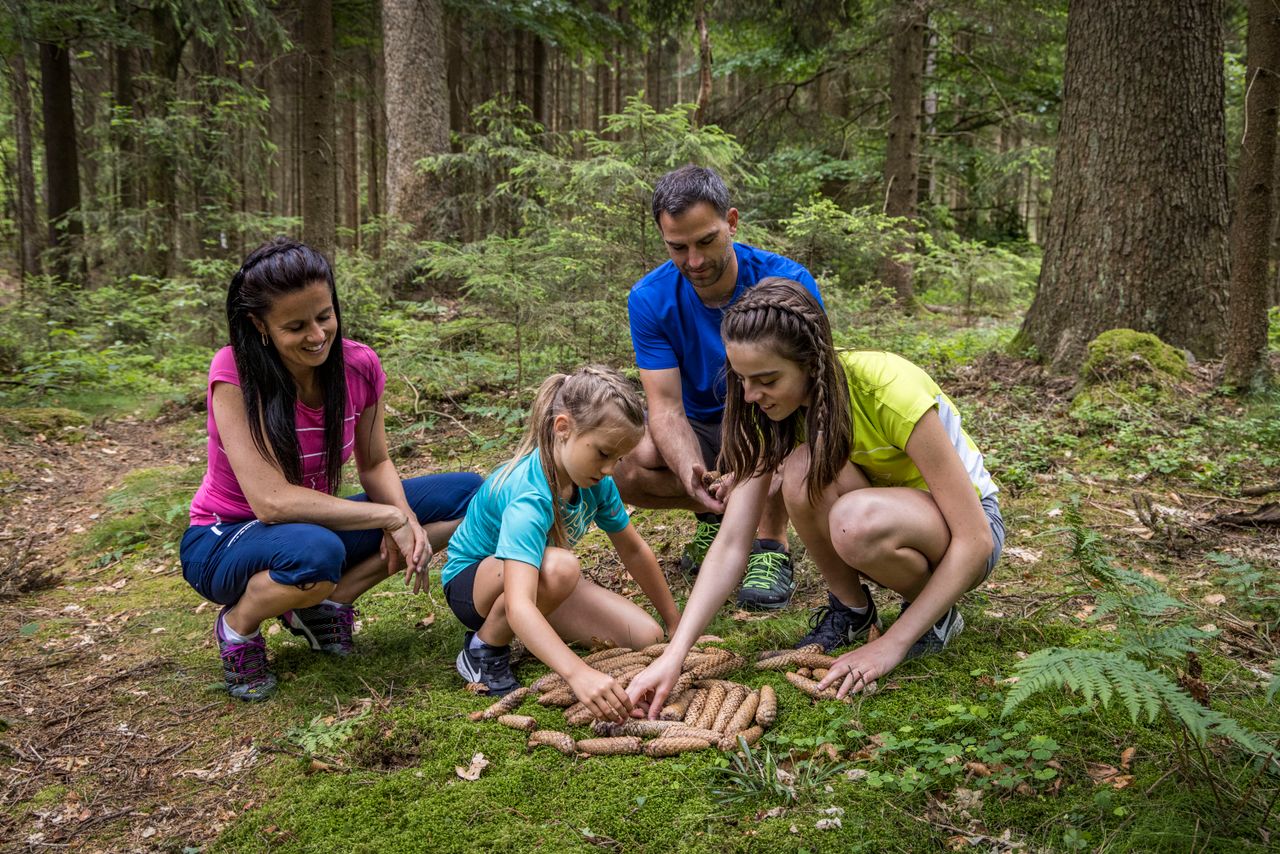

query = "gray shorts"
687;417;723;470
979;494;1005;585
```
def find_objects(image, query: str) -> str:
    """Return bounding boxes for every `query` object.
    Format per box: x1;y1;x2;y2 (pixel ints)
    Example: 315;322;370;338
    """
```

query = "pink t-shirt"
188;339;387;525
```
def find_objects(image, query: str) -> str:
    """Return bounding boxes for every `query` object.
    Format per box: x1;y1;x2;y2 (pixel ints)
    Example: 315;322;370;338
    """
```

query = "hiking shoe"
795;585;882;652
280;602;357;656
217;607;277;702
736;539;797;610
679;516;721;575
901;602;965;660
456;631;521;697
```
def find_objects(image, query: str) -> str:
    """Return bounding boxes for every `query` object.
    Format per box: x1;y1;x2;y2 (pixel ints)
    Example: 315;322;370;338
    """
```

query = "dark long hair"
225;238;347;494
720;278;851;507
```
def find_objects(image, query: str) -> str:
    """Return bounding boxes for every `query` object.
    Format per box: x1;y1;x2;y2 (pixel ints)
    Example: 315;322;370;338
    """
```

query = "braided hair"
499;365;645;548
720;278;851;508
225;238;347;495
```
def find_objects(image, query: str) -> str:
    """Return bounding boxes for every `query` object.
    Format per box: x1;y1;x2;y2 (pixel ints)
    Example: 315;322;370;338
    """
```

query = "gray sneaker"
902;603;965;660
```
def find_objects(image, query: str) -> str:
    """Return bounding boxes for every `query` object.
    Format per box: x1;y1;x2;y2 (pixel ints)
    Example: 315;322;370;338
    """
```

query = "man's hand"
685;464;726;514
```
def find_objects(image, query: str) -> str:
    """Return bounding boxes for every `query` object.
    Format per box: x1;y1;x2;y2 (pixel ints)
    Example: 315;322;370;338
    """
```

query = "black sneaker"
279;601;357;656
455;631;521;697
795;585;882;652
736;539;797;610
901;602;965;660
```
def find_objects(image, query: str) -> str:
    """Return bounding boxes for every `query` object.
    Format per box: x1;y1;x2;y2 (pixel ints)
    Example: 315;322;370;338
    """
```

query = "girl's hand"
816;639;905;699
625;652;683;720
568;667;633;723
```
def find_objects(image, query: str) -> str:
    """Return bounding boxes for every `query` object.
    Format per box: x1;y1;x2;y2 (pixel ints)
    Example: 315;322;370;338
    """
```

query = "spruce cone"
681;690;708;725
724;691;759;737
755;685;778;727
720;725;764;751
582;646;633;665
577;736;644;756
530;672;567;693
537;687;576;707
754;651;837;671
527;730;577;755
711;685;748;733
660;689;694;721
785;671;844;701
644;736;712;757
478;685;534;719
498;714;539;732
691;682;727;730
662;725;723;742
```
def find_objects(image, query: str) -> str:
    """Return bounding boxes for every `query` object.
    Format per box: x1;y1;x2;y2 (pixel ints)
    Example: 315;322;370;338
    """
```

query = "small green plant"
1207;551;1280;633
850;707;1061;795
707;739;846;805
282;710;369;759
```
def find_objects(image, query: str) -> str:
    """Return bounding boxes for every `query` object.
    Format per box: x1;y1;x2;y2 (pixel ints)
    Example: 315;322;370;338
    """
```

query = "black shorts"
687;417;723;470
443;560;486;632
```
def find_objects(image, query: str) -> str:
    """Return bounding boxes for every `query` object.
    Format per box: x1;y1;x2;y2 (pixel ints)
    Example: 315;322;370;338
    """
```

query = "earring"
260;332;269;347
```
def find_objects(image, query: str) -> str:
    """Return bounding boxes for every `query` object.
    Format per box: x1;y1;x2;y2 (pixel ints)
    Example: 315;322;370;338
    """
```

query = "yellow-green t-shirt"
840;350;997;499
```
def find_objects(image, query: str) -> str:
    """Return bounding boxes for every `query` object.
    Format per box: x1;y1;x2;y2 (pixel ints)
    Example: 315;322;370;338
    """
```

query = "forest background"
1;1;1279;852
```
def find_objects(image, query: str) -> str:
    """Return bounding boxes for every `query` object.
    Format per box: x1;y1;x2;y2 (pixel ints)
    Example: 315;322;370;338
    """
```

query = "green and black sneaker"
736;539;797;610
679;514;721;575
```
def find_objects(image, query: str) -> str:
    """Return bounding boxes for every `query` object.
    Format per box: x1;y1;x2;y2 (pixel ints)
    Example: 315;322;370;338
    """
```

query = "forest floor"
1;314;1278;853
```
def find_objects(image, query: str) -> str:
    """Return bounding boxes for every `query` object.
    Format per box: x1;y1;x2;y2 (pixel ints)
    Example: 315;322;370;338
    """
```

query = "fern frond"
1004;648;1279;772
1120;625;1218;663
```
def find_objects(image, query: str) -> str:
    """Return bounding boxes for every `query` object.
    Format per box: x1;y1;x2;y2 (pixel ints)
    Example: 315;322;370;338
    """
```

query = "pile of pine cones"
469;641;861;758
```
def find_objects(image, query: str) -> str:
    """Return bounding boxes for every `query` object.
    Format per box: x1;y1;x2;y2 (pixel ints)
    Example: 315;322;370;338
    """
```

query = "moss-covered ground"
1;303;1277;852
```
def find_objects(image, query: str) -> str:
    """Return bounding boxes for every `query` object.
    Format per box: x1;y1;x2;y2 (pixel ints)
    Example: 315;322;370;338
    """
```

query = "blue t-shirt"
628;243;822;422
441;451;631;588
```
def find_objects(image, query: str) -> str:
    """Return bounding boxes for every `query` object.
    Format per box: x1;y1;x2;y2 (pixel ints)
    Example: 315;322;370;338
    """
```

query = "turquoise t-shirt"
440;451;631;588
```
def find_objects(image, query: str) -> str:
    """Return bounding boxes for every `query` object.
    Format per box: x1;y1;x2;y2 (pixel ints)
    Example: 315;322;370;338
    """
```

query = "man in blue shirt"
615;165;823;609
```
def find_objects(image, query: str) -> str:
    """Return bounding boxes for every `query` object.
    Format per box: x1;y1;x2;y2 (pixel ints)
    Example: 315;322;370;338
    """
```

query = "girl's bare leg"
469;547;581;647
544;579;665;650
780;447;872;608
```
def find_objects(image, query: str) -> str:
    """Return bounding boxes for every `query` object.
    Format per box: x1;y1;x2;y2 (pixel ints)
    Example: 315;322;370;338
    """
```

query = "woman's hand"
625;651;683;720
816;638;905;699
568;666;633;723
382;513;431;593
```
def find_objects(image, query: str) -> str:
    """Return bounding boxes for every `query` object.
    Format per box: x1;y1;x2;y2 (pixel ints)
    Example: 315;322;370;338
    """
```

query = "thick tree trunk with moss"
1225;0;1280;390
40;42;82;283
381;0;451;240
1017;0;1229;371
301;0;336;257
878;0;928;306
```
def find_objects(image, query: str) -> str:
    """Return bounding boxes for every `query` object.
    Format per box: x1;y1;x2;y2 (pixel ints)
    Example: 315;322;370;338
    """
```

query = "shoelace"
686;521;720;555
741;549;788;589
222;640;268;681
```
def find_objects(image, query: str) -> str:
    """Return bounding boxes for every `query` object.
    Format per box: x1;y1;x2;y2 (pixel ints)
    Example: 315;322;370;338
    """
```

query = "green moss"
0;406;89;437
1080;329;1190;385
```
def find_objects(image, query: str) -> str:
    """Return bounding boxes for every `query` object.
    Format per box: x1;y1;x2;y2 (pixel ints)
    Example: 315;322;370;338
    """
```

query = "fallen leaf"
815;818;842;831
867;622;882;642
463;682;489;695
1202;593;1226;606
455;752;489;781
1085;761;1120;783
140;827;155;838
416;614;436;630
1119;747;1136;770
1003;546;1042;564
756;806;788;819
964;761;992;777
845;768;869;781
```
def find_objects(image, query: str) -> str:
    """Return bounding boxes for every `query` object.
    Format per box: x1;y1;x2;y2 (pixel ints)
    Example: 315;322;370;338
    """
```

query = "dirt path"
0;416;257;852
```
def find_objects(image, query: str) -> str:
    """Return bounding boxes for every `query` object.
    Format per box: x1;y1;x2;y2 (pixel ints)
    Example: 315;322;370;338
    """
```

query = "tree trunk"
382;0;451;240
694;0;712;128
1225;0;1280;389
877;0;928;306
10;45;42;277
343;83;360;252
446;6;464;142
1017;0;1230;370
40;41;83;282
532;34;547;126
144;6;184;276
301;0;336;257
112;44;137;212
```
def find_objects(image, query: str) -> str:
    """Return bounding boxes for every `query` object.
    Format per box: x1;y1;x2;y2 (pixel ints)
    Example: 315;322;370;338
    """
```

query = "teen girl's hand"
817;639;905;699
568;666;633;723
625;652;683;720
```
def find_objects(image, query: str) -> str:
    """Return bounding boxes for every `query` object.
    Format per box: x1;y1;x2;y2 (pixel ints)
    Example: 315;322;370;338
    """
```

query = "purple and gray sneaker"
216;607;277;702
280;602;357;656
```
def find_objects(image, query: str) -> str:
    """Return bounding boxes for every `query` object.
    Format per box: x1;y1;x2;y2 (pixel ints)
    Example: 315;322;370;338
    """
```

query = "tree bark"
382;0;451;240
532;34;547;126
112;43;137;212
40;41;83;282
10;46;42;277
301;0;336;257
878;0;928;306
1017;0;1230;370
343;82;360;252
446;6;464;142
1225;0;1280;389
694;0;712;128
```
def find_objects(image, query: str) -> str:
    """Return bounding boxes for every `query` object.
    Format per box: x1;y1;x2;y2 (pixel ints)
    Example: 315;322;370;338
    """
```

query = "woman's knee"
829;492;897;562
539;548;581;598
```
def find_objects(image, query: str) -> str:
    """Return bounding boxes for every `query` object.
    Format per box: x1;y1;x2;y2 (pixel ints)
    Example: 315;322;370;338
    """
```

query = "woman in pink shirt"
180;238;481;701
